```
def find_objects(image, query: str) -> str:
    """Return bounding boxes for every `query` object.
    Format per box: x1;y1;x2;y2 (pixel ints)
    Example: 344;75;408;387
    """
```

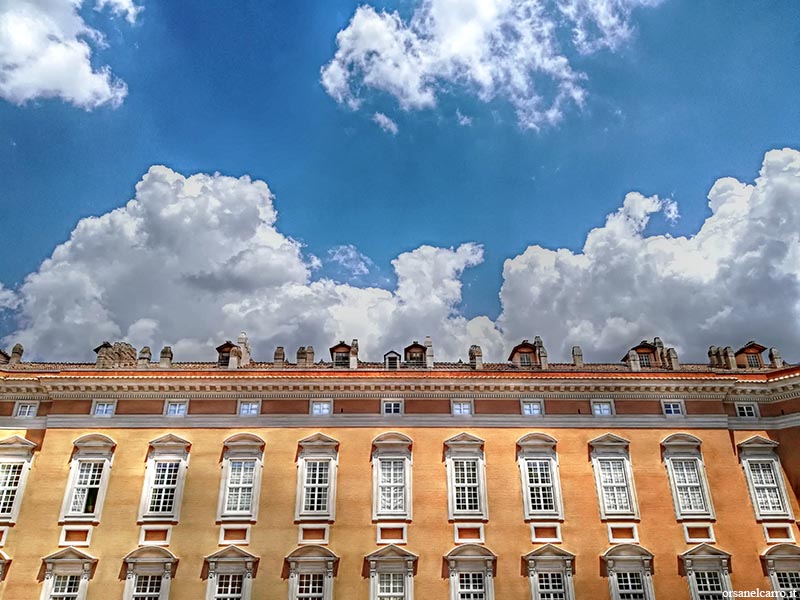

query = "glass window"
452;401;472;415
15;403;37;417
239;401;260;416
50;575;80;600
148;461;180;513
453;459;481;513
694;571;725;600
311;401;332;415
537;572;566;600
165;401;186;416
458;572;485;600
383;401;402;415
598;458;632;513
0;463;23;516
672;459;707;513
297;573;325;600
378;572;405;600
663;402;683;415
333;352;349;368
378;459;406;514
225;460;256;514
93;402;115;416
736;404;757;418
69;461;104;514
216;574;244;600
748;461;785;514
747;354;760;368
775;572;800;596
522;401;543;416
520;353;532;367
303;460;330;513
132;575;162;600
616;572;646;600
526;459;556;513
593;402;613;416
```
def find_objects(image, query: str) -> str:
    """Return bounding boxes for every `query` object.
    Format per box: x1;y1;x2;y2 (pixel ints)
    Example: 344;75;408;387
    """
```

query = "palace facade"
1;334;799;600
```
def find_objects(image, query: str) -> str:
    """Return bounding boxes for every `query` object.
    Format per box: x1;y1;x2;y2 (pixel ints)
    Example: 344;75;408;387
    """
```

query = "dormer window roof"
384;351;401;370
216;341;239;368
404;342;426;366
508;338;547;369
622;341;659;365
329;342;351;368
735;341;766;369
508;340;537;362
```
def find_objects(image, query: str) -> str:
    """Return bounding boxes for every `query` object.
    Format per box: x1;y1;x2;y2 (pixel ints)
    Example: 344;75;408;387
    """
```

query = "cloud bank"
0;0;141;109
3;148;800;364
321;0;661;130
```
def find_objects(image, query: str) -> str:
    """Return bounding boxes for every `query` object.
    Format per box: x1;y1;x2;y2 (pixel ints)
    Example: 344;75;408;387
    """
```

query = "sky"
0;0;799;364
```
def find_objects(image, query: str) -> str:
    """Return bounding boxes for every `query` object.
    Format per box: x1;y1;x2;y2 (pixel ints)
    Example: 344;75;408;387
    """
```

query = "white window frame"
310;400;332;416
603;545;656;600
451;399;474;416
734;402;759;418
138;434;191;523
591;400;615;417
13;400;39;418
40;547;97;600
445;545;496;600
295;434;339;522
525;545;575;600
762;544;800;599
372;433;413;521
589;434;640;520
444;434;488;521
237;400;261;416
680;544;733;600
382;400;404;416
521;399;545;416
286;546;338;600
204;546;258;600
0;435;37;524
738;436;794;521
91;399;116;417
59;434;115;524
217;434;265;523
366;545;417;600
661;400;685;416
517;433;564;521
122;546;176;600
661;434;715;521
164;400;188;417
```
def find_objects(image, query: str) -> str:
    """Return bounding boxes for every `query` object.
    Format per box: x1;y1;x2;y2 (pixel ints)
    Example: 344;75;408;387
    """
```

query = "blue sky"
1;0;799;363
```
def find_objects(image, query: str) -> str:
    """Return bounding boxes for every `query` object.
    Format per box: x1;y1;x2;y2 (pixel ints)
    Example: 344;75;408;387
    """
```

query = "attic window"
333;352;349;368
638;353;652;367
386;356;399;370
747;354;761;368
218;351;230;368
520;354;532;368
407;352;424;367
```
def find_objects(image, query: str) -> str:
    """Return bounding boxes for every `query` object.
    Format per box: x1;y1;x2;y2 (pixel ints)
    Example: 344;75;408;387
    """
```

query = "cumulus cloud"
0;0;140;109
456;109;472;126
327;245;375;277
321;0;660;130
372;112;399;135
3;148;800;364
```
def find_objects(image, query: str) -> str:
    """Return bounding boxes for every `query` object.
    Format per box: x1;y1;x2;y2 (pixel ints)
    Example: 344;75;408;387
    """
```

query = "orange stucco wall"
0;426;797;599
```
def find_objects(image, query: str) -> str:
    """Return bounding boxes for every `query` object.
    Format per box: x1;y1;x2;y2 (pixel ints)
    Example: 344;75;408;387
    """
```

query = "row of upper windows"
11;542;800;600
0;432;792;531
7;399;767;418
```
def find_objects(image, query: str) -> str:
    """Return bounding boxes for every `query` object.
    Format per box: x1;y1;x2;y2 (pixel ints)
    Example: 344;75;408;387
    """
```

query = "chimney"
627;349;641;372
228;346;242;370
159;346;173;368
469;345;483;370
572;346;583;368
424;336;434;368
9;343;23;366
534;336;548;370
722;346;736;369
653;337;665;366
138;346;151;369
666;347;680;370
94;341;112;367
769;348;784;369
274;346;285;369
708;346;719;368
350;339;359;369
237;332;251;367
306;346;315;367
297;346;307;367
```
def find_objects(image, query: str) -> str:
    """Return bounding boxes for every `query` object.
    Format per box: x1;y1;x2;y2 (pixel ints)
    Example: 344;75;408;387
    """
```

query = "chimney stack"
237;332;251;367
305;346;315;367
469;345;483;370
769;348;784;369
534;336;548;370
627;349;641;372
159;346;173;368
708;346;720;368
350;339;359;369
572;346;583;368
722;346;736;369
424;336;434;368
274;346;285;369
9;343;23;366
138;346;151;369
666;347;680;370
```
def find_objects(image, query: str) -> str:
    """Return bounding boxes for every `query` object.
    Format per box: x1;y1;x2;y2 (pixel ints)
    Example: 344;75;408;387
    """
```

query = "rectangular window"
747;354;761;368
333;352;349;368
216;574;244;600
0;463;23;516
638;353;651;367
311;401;332;416
748;461;786;514
616;572;646;600
93;401;115;416
15;403;37;418
165;401;187;416
736;404;757;418
382;401;403;415
458;572;485;600
663;402;683;416
593;401;613;416
453;459;481;513
775;572;800;596
50;575;80;600
538;572;565;600
297;573;324;600
378;572;405;600
133;575;162;600
148;461;180;513
238;401;260;416
69;461;104;515
598;459;632;514
694;571;724;600
522;401;543;416
452;401;473;416
672;459;707;513
378;459;406;514
526;459;556;513
302;460;330;513
225;460;256;514
520;354;532;367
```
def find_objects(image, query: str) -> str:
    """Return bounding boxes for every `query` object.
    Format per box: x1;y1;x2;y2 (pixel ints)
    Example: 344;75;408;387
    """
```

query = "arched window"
122;546;177;600
59;434;115;524
217;434;265;523
285;545;338;600
138;434;191;523
365;545;417;600
762;544;800;597
661;434;715;521
295;434;339;522
444;544;496;600
372;433;413;521
40;547;97;600
524;544;575;600
517;433;564;521
204;545;258;600
680;544;732;600
444;434;488;521
589;434;639;520
602;544;655;600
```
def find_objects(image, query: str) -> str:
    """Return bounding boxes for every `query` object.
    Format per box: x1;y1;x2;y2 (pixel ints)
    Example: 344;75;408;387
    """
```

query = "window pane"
298;573;325;599
70;461;104;514
538;572;566;600
0;463;23;515
527;459;555;513
379;459;406;513
695;571;725;600
303;460;330;512
454;459;480;512
51;575;80;600
776;571;800;594
598;459;631;513
616;571;646;600
133;574;162;600
749;461;785;513
149;461;180;513
216;573;244;599
226;459;256;513
458;572;485;600
378;572;405;599
672;459;707;513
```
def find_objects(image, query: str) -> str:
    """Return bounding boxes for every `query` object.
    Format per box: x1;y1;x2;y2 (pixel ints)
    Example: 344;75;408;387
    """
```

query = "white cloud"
327;244;375;277
372;112;399;135
456;109;472;126
3;148;800;364
321;0;660;130
0;0;140;109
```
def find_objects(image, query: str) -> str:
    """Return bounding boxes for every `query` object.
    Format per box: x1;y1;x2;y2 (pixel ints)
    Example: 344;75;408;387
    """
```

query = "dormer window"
638;353;652;367
408;352;423;367
520;353;532;367
333;352;349;369
384;352;400;370
747;354;760;368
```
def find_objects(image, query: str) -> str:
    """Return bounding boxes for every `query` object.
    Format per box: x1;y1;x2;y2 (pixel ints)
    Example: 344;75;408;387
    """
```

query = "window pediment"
0;435;36;457
444;433;484;452
223;433;265;455
149;434;191;456
517;433;557;452
589;433;630;450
